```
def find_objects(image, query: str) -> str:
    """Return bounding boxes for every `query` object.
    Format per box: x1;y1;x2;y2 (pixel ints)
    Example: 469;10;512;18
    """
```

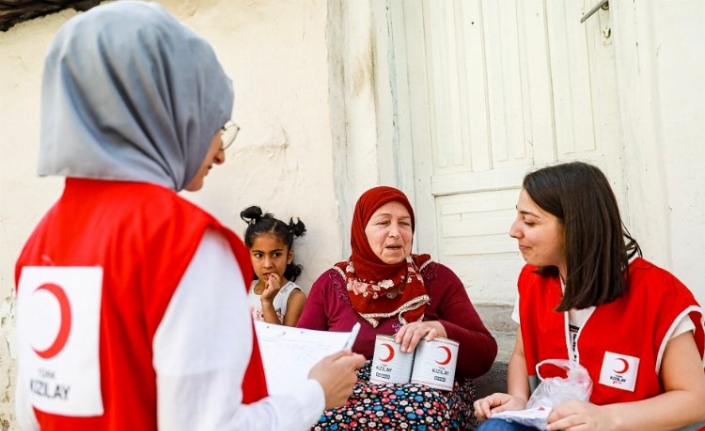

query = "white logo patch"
17;267;104;416
599;351;639;392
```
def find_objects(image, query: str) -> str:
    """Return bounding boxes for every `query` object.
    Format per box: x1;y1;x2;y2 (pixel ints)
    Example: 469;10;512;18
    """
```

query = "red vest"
15;178;268;430
518;258;704;405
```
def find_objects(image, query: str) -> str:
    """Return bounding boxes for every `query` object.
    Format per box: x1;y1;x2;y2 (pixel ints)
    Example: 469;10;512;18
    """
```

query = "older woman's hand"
394;320;447;353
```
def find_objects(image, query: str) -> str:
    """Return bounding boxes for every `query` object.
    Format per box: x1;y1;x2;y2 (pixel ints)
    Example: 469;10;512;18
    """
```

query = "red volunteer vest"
519;258;704;405
15;178;268;431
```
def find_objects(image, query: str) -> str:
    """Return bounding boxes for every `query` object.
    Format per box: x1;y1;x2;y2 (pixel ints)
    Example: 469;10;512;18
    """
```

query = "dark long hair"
523;162;641;310
240;206;307;282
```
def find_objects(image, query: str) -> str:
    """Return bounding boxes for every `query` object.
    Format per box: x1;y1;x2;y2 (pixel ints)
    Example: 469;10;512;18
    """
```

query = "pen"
342;322;361;350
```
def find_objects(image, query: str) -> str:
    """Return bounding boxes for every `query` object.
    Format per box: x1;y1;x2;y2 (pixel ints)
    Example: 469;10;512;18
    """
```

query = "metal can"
410;337;459;391
369;334;415;385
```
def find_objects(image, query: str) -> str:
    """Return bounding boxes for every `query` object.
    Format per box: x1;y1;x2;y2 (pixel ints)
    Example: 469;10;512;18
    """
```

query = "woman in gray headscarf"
14;2;363;431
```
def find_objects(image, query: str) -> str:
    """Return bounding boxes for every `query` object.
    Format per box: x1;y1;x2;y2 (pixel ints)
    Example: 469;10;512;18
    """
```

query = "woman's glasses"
221;121;240;151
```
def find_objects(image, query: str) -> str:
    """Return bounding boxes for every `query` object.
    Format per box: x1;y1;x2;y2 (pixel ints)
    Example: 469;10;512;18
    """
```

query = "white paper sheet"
254;322;358;395
491;407;550;430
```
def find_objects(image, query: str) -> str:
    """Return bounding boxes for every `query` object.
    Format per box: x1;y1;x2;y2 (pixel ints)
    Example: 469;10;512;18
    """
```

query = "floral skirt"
311;361;478;431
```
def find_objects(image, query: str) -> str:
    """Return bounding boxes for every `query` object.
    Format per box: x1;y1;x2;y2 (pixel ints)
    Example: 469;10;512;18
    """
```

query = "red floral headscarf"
335;186;431;327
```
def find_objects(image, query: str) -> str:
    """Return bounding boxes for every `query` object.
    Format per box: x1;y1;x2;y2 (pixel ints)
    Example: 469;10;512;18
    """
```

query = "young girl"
474;162;705;431
241;205;307;326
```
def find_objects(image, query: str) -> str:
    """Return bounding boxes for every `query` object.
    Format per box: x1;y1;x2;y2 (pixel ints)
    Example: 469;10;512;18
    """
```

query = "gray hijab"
38;1;233;191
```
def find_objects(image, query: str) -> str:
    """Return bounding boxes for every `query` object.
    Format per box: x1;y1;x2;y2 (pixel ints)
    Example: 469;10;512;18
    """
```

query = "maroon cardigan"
297;261;497;379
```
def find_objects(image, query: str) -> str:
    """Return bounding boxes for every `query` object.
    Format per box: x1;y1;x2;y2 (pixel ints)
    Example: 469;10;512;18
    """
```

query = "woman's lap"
311;361;478;431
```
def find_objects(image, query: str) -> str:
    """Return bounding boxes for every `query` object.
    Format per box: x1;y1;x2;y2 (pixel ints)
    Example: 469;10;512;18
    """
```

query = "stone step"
475;303;515;363
473;303;515;397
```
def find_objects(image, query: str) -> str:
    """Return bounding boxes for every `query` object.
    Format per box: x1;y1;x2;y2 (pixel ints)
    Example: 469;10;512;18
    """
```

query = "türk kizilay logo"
435;345;452;366
29;283;73;401
32;283;72;359
599;351;639;392
379;343;395;362
18;266;105;415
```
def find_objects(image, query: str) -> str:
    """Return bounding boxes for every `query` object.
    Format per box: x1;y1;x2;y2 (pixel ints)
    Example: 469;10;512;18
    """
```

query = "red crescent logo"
436;345;452;365
379;343;395;362
32;283;72;359
613;357;629;374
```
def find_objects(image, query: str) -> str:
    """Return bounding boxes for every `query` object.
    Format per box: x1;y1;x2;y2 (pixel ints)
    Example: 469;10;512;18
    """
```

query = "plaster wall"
0;10;72;428
648;1;705;295
0;0;373;426
611;0;705;302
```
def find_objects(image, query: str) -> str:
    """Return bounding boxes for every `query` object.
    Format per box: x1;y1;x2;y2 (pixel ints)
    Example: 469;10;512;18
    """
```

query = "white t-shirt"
249;280;303;324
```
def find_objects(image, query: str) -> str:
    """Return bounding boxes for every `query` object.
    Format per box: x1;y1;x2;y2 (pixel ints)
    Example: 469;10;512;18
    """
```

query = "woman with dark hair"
474;162;705;431
298;185;498;430
241;205;307;326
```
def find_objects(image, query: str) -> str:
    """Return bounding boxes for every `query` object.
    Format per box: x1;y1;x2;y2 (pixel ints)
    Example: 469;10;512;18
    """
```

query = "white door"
392;0;622;303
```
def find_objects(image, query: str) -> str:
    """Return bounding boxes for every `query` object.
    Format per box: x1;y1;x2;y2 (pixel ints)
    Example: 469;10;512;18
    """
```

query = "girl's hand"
260;273;283;302
394;320;447;353
473;393;527;422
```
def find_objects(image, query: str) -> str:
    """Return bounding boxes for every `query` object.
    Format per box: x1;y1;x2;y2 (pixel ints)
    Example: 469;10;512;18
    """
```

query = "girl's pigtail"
285;262;303;282
288;217;307;238
284;217;306;281
240;205;264;225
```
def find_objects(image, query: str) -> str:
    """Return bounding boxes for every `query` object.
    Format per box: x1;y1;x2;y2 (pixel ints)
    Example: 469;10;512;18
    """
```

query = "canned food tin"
369;334;414;385
410;337;459;391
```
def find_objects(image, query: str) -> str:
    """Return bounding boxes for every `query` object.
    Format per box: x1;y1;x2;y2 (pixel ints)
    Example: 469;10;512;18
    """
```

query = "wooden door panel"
396;0;621;303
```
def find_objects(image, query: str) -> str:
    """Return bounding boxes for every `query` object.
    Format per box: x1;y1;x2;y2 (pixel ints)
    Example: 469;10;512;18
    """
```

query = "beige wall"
0;9;71;428
0;0;379;426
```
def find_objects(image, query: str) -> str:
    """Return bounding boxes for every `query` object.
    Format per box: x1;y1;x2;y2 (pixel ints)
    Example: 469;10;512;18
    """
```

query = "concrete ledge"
474;361;508;398
474;303;515;362
473;303;514;398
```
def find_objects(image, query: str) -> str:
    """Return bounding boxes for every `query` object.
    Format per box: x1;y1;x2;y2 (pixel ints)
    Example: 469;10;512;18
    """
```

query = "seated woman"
297;185;498;430
473;162;705;431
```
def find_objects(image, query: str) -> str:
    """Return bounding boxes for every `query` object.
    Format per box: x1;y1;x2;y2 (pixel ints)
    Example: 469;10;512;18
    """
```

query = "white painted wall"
611;0;705;303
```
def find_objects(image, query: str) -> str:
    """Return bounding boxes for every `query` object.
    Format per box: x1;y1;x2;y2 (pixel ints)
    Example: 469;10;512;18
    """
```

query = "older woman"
298;185;498;430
